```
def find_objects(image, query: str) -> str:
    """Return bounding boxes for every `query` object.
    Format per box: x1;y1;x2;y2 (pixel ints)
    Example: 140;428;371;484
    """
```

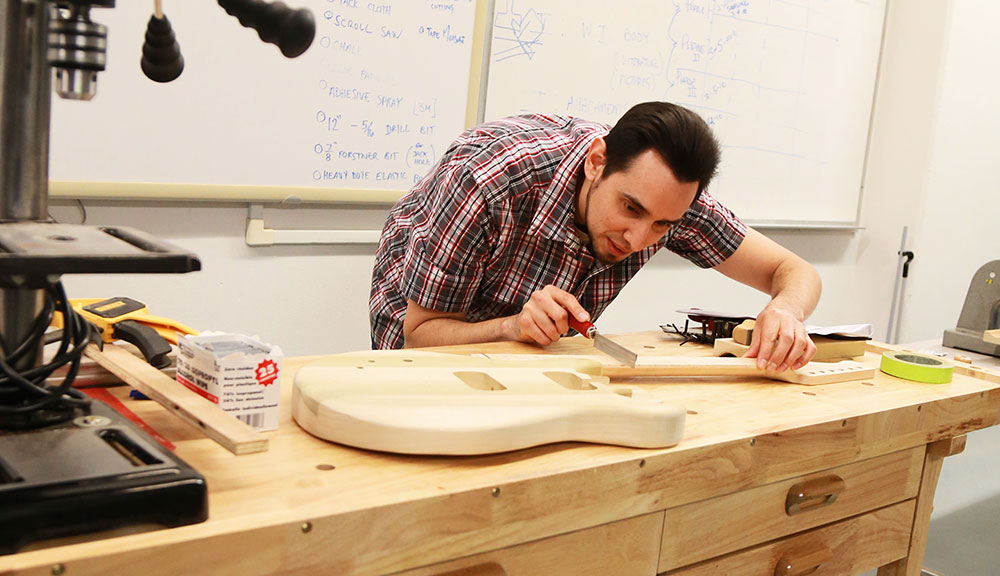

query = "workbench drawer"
392;511;663;576
660;499;914;575
659;446;923;572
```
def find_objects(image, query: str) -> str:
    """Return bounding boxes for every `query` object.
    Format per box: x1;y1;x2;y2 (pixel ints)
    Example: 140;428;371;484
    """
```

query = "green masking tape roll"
880;351;954;384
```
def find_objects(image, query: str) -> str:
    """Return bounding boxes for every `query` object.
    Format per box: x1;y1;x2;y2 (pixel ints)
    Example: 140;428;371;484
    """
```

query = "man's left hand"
744;305;816;371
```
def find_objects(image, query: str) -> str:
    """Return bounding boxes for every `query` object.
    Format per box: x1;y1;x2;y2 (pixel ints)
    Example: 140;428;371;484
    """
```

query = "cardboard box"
176;332;283;431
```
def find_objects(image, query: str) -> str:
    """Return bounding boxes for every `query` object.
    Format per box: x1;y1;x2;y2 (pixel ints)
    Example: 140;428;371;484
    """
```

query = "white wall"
52;201;388;356
883;2;1000;574
855;0;950;343
898;1;1000;343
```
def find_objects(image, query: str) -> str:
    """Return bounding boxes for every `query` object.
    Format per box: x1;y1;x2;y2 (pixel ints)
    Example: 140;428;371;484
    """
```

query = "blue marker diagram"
493;0;547;62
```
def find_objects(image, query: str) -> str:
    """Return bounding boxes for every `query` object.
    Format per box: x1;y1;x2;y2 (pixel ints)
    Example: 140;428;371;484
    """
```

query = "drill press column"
0;0;51;370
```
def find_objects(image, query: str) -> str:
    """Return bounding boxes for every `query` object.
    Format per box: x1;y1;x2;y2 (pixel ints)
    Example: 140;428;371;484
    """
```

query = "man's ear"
584;137;607;180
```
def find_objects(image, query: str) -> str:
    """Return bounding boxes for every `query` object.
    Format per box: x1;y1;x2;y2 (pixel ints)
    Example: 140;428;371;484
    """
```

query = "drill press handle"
217;0;316;58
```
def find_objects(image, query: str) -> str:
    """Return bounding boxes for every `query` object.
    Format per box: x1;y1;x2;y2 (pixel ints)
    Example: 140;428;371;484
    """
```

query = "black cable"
4;295;55;365
664;320;710;346
0;281;93;429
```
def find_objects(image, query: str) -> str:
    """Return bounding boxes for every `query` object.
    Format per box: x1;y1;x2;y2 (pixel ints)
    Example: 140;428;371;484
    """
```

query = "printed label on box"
176;332;283;431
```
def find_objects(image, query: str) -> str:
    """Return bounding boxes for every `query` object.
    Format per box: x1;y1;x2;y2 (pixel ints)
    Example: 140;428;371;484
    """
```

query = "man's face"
580;148;699;264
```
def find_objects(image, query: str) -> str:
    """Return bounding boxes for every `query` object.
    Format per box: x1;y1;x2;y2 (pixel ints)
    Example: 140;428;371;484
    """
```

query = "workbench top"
3;331;998;575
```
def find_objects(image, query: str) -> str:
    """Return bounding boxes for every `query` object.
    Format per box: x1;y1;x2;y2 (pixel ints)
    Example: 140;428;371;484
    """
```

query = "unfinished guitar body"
292;351;686;455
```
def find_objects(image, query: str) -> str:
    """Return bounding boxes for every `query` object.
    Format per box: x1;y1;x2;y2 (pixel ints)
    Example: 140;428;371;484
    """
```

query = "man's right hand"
402;287;590;348
506;285;591;346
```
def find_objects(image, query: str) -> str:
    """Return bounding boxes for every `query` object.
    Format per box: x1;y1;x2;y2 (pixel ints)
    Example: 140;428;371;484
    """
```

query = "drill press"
0;0;314;553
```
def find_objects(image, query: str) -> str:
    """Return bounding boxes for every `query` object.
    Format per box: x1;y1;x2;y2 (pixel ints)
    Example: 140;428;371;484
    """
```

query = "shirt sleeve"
665;190;747;268
400;153;491;313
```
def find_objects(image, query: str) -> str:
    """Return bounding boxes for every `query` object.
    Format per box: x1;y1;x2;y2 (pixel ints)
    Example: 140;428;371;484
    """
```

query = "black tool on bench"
72;296;198;369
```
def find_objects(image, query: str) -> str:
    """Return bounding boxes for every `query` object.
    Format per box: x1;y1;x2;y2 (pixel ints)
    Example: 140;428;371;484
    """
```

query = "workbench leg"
876;436;967;576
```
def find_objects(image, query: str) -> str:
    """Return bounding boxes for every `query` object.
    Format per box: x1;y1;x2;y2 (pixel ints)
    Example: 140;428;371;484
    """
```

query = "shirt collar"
527;125;608;241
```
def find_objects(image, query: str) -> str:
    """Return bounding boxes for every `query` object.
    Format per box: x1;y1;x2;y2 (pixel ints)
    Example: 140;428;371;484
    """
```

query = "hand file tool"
568;316;638;367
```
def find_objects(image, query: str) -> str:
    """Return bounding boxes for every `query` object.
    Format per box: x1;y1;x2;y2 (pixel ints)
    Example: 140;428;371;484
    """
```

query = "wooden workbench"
3;331;999;576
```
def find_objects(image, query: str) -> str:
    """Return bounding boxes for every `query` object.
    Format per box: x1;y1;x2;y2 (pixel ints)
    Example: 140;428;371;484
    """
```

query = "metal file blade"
568;316;639;368
592;333;638;368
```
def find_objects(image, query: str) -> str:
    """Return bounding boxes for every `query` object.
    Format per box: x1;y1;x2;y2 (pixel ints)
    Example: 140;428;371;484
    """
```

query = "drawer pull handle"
785;475;845;516
433;562;507;576
773;545;834;576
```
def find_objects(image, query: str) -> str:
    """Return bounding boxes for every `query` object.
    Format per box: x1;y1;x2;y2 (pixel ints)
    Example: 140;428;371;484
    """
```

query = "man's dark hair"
603;101;721;195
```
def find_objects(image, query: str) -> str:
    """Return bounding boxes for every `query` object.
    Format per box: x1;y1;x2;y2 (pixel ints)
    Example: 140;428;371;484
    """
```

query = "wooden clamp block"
733;319;756;345
85;343;268;455
715;335;868;362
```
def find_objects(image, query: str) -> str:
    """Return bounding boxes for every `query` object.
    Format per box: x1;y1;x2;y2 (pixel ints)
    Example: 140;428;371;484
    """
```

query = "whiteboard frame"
852;0;893;230
48;0;494;205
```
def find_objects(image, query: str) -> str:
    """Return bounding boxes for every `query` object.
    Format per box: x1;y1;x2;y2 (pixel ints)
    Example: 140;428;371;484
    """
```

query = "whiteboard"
484;0;887;225
49;0;478;202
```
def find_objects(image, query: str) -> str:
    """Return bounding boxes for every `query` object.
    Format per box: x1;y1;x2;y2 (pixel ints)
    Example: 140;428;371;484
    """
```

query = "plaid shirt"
369;114;746;349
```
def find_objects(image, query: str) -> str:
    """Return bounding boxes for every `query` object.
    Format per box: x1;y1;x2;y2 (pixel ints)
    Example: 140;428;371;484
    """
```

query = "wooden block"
714;336;867;362
85;343;268;455
292;350;686;455
927;435;967;458
810;336;877;359
985;329;1000;345
733;319;756;345
714;338;751;357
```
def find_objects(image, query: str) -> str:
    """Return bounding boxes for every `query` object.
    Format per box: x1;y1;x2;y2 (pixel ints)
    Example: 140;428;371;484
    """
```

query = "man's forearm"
765;256;822;319
403;315;516;348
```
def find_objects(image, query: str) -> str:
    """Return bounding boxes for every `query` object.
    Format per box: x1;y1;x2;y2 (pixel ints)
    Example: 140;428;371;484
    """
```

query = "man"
370;102;821;371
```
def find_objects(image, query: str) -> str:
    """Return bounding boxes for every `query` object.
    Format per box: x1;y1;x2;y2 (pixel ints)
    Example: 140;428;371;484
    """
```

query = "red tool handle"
568;316;597;339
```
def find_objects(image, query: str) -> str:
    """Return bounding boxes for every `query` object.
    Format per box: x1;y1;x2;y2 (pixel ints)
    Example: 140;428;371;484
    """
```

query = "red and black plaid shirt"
369;114;746;349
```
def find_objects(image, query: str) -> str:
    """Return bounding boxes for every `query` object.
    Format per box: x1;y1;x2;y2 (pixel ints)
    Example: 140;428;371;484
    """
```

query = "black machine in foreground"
0;0;314;553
